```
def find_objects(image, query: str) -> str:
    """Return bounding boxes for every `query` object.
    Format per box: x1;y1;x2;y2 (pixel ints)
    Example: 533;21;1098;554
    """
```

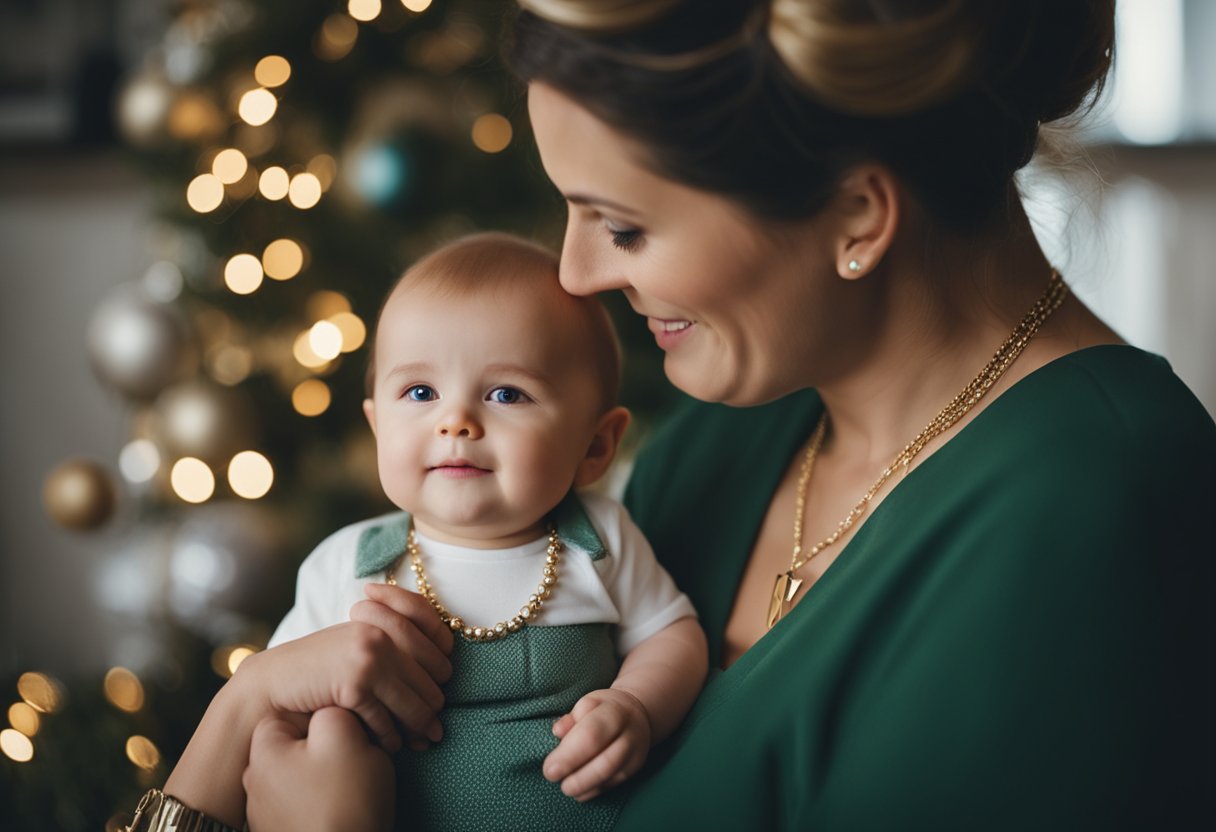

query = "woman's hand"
163;582;452;827
542;688;652;802
244;707;394;832
244;582;455;752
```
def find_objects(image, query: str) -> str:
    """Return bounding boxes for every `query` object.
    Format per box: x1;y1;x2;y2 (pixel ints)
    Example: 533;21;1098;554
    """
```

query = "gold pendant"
766;572;804;629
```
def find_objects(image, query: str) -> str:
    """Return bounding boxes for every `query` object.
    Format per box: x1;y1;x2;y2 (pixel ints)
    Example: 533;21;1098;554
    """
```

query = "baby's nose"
436;408;483;440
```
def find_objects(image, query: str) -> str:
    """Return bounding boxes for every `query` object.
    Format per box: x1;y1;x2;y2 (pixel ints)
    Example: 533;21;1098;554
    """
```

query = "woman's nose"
558;223;629;296
436;406;483;440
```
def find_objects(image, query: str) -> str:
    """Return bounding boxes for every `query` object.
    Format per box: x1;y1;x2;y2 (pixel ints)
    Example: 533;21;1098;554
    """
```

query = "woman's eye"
488;387;528;404
404;385;436;402
603;219;643;253
610;229;643;252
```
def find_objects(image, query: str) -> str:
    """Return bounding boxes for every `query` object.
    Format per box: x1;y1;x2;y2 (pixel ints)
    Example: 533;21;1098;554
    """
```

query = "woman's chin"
666;356;797;408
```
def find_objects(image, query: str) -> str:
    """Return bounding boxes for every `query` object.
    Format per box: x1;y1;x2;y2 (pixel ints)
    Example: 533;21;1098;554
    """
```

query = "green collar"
354;491;608;579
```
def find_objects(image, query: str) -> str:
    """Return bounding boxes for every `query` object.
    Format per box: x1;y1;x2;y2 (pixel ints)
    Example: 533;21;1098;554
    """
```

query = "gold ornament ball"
43;460;118;531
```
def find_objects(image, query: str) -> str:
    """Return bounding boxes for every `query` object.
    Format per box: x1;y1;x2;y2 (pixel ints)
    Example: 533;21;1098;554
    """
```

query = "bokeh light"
119;439;161;484
126;735;161;771
307;290;351;320
471;113;512;153
228;451;274;499
293;331;330;370
262;239;304;280
259;166;290;200
348;0;382;23
186;173;224;213
329;311;367;353
254;55;292;88
309;321;343;360
288;173;322;209
292;379;332;417
170;457;216;504
1;729;33;763
403;0;433;11
168;93;224;142
104;667;146;713
143;261;184;302
317;14;359;61
238;88;278;126
353;143;409;206
307;154;338;190
208;345;254;386
7;702;41;737
17;672;63;714
211;644;260;678
228;645;257;675
211;148;249;184
224;253;264;295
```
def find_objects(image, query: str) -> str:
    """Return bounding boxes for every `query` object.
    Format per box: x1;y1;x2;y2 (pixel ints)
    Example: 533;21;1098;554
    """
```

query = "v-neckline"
717;344;1146;672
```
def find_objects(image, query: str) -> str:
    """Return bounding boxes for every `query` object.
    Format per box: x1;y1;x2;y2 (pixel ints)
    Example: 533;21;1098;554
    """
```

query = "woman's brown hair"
508;0;1114;230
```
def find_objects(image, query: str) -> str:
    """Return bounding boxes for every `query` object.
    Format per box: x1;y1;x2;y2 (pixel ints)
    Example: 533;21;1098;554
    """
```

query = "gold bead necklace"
386;520;562;642
766;270;1069;629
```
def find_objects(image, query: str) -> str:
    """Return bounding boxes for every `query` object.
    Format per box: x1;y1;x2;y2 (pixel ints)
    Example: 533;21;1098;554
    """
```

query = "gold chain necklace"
766;270;1069;629
386;520;562;642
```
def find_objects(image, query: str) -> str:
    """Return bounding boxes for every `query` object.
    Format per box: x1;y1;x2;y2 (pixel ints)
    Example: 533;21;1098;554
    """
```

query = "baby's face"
365;281;608;548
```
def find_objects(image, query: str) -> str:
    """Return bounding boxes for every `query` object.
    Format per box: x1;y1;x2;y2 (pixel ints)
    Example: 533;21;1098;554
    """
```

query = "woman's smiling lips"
647;316;695;349
430;459;491;478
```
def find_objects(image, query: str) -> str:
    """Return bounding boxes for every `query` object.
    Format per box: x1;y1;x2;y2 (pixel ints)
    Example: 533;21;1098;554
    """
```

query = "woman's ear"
831;164;901;279
574;406;631;488
362;398;377;437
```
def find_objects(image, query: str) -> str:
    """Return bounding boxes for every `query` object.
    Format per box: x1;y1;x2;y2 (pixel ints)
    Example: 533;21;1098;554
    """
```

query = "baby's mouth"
430;459;490;478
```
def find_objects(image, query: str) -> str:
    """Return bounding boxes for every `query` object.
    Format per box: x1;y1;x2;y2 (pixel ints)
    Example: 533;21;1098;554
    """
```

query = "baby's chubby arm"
542;615;708;801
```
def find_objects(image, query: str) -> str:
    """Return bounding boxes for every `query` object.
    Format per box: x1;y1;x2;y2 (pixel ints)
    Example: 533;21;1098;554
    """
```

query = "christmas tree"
4;2;673;828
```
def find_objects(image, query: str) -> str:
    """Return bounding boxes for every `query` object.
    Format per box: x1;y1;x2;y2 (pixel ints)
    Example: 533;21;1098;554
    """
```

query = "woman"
131;1;1214;829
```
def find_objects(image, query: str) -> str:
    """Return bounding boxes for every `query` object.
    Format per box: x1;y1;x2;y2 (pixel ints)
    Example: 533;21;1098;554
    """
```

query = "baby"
267;232;708;830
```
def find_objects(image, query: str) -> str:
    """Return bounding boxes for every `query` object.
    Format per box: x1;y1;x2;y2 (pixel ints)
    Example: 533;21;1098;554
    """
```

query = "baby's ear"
574;407;631;488
362;398;377;437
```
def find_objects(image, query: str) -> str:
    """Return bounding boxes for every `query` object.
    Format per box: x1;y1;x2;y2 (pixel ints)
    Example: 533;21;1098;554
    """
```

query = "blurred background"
1;0;1213;829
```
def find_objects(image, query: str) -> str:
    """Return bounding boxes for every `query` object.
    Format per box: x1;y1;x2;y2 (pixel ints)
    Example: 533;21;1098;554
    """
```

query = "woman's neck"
814;209;1079;468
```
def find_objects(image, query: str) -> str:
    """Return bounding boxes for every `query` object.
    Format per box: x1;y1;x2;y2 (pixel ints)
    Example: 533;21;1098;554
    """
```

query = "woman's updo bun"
768;0;984;117
509;0;1114;230
516;0;681;33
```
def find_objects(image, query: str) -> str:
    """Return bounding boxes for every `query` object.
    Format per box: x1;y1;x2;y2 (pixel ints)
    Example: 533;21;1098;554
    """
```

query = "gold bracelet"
123;789;242;832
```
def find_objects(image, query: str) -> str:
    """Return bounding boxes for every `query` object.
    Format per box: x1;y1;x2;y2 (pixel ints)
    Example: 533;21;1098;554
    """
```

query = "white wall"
0;153;149;675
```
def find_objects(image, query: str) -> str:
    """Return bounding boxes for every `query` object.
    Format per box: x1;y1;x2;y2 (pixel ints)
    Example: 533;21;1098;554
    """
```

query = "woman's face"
528;82;846;406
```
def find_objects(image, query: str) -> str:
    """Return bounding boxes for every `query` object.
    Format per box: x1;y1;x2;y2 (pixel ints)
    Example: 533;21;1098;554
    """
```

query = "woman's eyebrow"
564;192;643;219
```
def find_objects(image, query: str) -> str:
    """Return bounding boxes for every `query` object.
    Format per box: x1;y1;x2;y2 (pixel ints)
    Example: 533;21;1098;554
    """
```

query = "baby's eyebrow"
484;363;551;388
384;362;432;379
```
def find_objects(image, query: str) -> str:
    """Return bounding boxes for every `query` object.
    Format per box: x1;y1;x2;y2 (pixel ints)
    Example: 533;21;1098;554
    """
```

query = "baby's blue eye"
488;387;526;404
405;385;436;402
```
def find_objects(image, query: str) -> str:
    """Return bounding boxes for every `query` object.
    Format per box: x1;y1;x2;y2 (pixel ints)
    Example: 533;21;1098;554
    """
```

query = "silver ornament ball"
87;285;195;399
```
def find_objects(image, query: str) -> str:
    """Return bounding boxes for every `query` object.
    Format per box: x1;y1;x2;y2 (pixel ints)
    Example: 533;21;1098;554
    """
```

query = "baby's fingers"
551;713;576;739
543;702;616;783
560;735;642;802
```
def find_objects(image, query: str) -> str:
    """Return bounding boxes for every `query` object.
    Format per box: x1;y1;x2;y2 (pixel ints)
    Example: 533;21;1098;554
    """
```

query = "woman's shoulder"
990;344;1216;476
1032;344;1213;432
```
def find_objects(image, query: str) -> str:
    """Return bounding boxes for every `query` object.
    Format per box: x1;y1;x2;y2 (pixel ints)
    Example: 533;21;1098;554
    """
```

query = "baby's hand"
542;688;651;802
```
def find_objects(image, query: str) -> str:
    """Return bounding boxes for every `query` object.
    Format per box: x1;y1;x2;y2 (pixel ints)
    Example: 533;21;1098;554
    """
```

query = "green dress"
616;346;1215;830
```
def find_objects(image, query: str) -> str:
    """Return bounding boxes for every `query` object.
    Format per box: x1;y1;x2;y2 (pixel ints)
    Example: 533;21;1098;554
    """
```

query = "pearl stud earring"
847;259;862;273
